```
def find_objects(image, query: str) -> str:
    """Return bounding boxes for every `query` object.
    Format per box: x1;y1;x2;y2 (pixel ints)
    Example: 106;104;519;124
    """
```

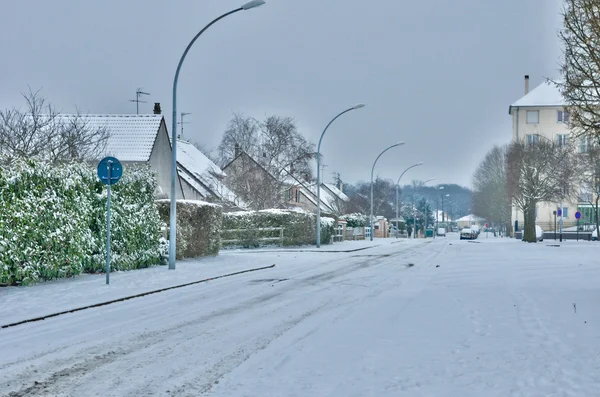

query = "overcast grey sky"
1;0;563;187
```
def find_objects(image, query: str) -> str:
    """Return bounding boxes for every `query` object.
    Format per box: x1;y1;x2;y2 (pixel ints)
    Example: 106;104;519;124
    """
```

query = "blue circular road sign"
557;208;562;217
575;211;581;219
97;156;123;185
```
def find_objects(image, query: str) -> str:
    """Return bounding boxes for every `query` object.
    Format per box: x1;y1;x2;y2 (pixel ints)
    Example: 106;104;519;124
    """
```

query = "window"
557;110;570;123
579;137;593;153
526;134;539;146
557;134;569;147
295;189;300;203
562;207;569;218
526;110;540;124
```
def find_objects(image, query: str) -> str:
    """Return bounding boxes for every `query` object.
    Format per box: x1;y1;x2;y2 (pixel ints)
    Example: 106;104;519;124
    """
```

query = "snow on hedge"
222;209;335;248
0;160;162;286
156;200;222;259
339;213;367;228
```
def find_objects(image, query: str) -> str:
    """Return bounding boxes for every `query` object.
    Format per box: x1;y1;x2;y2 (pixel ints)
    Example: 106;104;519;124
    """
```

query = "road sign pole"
106;161;112;285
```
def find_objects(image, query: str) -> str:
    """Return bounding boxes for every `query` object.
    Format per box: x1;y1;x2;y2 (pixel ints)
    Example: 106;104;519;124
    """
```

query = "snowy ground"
1;236;599;396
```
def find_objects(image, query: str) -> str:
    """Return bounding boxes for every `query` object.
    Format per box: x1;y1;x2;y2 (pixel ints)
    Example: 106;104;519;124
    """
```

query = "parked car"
460;227;476;240
522;225;544;242
437;227;446;237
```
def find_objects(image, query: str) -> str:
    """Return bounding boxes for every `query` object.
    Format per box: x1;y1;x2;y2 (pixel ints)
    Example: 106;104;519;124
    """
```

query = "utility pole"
129;88;150;114
178;112;191;139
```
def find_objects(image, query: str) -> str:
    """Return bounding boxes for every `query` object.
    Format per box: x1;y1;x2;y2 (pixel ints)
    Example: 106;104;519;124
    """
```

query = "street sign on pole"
575;211;581;220
557;208;562;217
97;157;123;285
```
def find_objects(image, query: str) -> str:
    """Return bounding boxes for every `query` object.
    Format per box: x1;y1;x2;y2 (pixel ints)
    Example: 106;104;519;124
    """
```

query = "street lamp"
395;162;424;238
316;104;365;248
370;142;405;241
169;0;266;270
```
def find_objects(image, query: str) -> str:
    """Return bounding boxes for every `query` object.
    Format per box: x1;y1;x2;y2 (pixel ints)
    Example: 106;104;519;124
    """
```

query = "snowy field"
1;236;599;396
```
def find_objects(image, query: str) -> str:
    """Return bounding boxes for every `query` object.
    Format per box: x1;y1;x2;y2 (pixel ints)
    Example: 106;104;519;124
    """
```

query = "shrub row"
221;209;335;248
0;160;162;285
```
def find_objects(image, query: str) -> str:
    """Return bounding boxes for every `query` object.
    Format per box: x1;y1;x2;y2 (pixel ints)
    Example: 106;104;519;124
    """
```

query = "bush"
0;161;162;285
340;213;367;228
222;209;335;248
156;200;222;259
87;165;163;273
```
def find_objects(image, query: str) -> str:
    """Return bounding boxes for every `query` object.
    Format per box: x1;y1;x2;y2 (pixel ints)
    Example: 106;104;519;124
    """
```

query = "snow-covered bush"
87;165;163;273
0;160;94;285
0;161;163;285
222;209;335;248
340;213;367;228
156;200;222;259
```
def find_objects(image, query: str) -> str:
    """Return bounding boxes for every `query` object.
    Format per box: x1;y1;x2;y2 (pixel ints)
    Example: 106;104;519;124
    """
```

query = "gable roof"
176;140;246;208
54;114;164;162
509;81;565;114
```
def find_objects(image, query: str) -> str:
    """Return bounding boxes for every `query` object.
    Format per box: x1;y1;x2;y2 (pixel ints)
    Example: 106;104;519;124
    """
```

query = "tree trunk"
592;195;600;241
523;200;537;243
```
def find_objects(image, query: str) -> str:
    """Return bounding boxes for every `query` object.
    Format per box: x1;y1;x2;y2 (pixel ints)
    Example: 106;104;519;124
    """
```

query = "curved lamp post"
316;104;365;248
169;0;266;269
370;142;405;241
394;162;423;238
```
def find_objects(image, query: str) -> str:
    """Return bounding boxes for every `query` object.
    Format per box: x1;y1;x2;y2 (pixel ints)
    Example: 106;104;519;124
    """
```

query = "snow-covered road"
1;237;599;396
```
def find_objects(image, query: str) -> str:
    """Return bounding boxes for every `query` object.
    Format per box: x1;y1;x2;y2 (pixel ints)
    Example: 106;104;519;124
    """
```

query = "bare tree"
506;140;578;242
0;88;109;165
216;113;260;166
555;0;600;140
472;145;512;233
216;113;316;210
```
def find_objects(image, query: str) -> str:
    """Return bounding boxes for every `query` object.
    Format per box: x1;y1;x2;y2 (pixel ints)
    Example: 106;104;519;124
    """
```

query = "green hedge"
156;200;222;259
0;160;162;286
222;209;335;248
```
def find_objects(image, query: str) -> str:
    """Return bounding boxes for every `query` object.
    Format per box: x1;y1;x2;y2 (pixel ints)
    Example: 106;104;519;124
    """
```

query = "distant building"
508;76;586;232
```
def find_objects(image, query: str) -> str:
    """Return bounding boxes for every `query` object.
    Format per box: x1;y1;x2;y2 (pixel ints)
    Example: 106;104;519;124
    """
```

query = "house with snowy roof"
222;146;347;213
50;110;243;207
508;75;586;232
176;140;246;210
54;112;183;198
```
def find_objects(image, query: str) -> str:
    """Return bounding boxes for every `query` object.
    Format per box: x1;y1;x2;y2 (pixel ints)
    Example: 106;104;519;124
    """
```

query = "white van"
437;227;446;237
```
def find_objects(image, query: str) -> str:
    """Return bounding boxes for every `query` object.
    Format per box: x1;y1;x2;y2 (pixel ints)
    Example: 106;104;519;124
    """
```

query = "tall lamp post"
370;142;405;241
395;162;424;238
316;104;365;248
169;0;266;270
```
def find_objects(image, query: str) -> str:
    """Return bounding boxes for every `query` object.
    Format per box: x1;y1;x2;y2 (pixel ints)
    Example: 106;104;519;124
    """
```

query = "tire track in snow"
0;242;436;397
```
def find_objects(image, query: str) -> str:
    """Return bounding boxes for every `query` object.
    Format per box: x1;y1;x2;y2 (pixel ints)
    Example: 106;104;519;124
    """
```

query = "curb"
225;245;382;254
1;264;276;330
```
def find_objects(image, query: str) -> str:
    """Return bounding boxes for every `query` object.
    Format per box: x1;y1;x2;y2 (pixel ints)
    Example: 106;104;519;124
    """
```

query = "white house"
53;112;242;206
63;113;184;198
508;76;586;232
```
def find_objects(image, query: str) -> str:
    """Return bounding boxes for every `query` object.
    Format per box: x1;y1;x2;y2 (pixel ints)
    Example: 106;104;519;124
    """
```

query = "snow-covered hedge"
340;213;367;228
156;200;222;259
88;166;163;273
0;160;162;286
222;209;335;248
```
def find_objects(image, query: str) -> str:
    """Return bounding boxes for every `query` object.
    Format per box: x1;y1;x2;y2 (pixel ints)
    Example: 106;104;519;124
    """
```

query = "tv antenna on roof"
129;88;150;114
178;112;191;139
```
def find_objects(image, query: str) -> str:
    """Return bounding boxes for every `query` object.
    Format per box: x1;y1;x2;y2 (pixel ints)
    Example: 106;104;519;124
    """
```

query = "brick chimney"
524;75;530;95
153;103;161;115
234;143;240;157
